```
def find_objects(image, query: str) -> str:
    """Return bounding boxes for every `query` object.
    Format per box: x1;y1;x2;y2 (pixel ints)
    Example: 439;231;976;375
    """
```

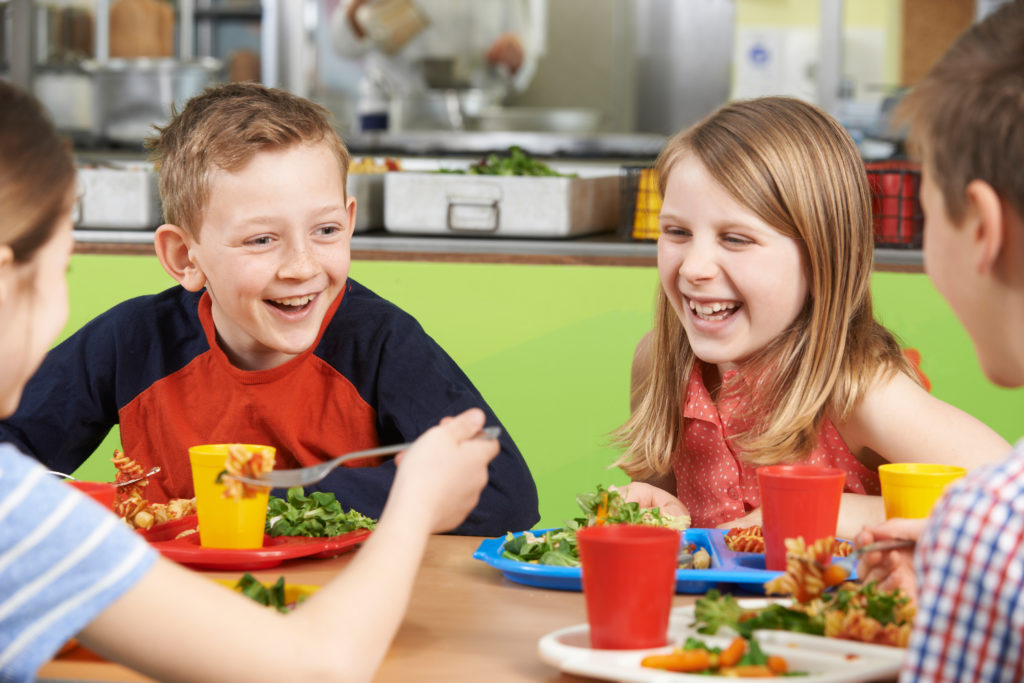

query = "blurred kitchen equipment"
619;166;660;241
865;160;923;248
109;0;173;58
388;86;502;131
83;57;221;144
384;171;619;239
24;0;222;147
76;159;161;229
354;0;429;55
472;107;601;133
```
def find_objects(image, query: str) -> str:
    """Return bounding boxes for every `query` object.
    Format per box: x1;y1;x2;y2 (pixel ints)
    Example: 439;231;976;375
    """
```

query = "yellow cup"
189;444;274;549
878;463;967;519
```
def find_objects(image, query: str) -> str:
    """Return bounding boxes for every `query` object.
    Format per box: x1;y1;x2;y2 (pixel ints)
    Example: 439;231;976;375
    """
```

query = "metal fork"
223;426;502;489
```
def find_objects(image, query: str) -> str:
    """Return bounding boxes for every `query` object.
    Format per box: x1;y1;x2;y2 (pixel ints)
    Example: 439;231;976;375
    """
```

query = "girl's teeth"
688;300;738;320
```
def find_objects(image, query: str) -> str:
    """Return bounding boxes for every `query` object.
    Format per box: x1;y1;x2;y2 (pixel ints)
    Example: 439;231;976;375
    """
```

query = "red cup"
577;525;680;649
757;465;845;571
69;480;117;511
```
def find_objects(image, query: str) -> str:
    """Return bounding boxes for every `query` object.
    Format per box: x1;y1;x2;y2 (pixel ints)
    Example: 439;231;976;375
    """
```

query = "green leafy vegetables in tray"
266;487;376;537
501;484;691;567
436;146;576;177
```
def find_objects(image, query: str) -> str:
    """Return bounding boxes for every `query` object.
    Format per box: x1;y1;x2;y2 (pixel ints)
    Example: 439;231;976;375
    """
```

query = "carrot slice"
640;649;712;672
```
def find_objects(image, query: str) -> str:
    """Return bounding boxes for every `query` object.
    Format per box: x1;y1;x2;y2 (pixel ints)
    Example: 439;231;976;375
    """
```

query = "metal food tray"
348;173;384;233
383;172;619;238
76;161;161;230
473;527;857;594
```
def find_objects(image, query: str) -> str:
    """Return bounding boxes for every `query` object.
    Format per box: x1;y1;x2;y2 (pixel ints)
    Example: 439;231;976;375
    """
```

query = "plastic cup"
757;465;845;571
69;480;116;510
878;463;966;519
576;525;680;650
189;444;274;549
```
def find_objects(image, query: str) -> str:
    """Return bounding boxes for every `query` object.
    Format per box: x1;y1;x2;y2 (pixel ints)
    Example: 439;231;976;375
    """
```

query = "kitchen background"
2;0;1019;528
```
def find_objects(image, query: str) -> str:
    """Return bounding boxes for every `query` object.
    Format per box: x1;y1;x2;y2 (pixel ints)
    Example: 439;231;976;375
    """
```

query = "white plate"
537;600;905;682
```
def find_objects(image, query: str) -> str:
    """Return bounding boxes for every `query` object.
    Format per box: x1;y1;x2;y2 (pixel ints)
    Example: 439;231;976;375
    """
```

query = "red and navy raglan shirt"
0;279;539;536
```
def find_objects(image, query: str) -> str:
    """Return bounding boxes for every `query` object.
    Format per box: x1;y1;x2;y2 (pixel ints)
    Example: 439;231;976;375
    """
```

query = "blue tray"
473;527;857;595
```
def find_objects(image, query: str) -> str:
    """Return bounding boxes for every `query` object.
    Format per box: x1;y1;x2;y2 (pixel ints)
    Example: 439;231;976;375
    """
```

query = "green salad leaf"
501;484;689;567
234;573;298;613
265;487;376;537
694;589;825;638
436;146;575;177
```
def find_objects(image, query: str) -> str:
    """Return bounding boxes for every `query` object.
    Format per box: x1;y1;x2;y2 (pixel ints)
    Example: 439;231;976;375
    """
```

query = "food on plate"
437;145;575;177
694;535;915;648
230;573;315;613
764;535;840;603
641;635;789;676
724;524;853;556
265;487;376;537
111;449;195;530
500;484;692;568
219;444;275;499
349;156;402;173
677;542;712;570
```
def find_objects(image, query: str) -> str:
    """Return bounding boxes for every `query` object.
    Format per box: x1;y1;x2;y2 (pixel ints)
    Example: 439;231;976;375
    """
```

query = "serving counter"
72;229;925;271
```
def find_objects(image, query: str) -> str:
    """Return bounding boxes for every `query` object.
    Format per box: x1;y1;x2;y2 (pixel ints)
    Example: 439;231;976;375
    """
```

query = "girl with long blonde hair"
615;97;1008;537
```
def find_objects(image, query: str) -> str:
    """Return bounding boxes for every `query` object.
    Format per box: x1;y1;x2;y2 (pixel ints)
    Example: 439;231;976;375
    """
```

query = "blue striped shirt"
0;444;155;682
903;441;1024;682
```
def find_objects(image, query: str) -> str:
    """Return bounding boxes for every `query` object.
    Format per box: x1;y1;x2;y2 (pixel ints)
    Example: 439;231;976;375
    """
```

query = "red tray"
138;514;370;570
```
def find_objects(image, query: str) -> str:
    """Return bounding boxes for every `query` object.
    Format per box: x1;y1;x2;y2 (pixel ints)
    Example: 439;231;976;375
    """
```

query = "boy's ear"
965;179;1005;275
345;194;357;236
154;224;207;291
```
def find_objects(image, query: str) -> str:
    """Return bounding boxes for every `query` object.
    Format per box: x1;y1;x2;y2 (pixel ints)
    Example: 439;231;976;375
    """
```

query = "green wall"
65;254;1024;530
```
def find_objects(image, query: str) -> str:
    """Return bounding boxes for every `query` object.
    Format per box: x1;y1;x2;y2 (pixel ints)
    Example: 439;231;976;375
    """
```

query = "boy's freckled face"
189;142;356;371
657;154;809;375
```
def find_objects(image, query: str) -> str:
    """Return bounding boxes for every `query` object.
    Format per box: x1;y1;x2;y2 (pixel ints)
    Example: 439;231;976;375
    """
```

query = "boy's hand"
855;518;924;602
391;408;499;533
612;482;689;518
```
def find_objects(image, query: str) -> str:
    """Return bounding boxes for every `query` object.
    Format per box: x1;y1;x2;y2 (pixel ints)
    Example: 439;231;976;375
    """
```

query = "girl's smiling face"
185;142;355;371
657;154;810;375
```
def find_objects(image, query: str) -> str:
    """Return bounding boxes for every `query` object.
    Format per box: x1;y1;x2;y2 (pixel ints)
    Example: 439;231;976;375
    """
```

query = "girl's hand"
612;482;689;518
391;408;500;533
855;518;924;602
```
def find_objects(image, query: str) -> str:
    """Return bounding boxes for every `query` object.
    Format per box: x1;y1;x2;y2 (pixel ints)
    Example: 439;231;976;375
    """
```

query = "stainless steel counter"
72;229;924;270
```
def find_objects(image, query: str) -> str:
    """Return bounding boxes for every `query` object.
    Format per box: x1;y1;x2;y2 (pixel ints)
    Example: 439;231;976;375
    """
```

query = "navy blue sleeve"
307;281;540;536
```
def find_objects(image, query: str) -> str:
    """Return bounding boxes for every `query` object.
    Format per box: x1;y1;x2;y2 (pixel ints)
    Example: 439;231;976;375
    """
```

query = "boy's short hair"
147;82;351;237
896;0;1024;223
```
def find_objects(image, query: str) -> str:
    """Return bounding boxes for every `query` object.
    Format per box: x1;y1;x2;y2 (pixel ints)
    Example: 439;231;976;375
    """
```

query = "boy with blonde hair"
856;2;1024;680
0;82;538;535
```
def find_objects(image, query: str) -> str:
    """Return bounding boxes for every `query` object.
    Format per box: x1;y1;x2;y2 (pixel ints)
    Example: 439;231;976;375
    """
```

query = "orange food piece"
717;636;747;668
640;648;712;672
823;563;850;587
724;664;775;677
595;491;608;526
767;654;788;674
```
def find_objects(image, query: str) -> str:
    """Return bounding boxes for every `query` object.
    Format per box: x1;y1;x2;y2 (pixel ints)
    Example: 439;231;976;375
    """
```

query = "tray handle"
446;196;500;233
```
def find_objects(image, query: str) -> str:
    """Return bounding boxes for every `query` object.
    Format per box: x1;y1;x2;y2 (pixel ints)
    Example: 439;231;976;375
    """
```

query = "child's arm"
837;369;1010;469
78;409;498;683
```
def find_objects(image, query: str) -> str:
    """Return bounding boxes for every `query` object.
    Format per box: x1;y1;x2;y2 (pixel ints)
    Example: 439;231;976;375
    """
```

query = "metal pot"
80;57;222;145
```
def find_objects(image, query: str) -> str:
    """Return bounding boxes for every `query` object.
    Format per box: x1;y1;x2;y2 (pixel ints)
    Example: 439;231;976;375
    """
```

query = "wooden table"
38;535;699;682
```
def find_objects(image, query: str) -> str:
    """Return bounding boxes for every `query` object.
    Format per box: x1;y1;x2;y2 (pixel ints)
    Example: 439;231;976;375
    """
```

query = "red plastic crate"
865;161;923;248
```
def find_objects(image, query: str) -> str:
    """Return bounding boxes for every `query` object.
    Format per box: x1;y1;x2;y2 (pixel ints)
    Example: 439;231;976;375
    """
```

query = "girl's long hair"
615;97;915;480
0;81;76;262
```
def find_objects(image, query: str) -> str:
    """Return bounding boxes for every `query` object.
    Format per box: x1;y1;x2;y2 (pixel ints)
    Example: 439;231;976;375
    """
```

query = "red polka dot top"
672;363;881;528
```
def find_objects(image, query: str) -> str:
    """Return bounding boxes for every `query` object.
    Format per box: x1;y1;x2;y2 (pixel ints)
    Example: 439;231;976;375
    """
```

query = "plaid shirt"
902;442;1024;682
